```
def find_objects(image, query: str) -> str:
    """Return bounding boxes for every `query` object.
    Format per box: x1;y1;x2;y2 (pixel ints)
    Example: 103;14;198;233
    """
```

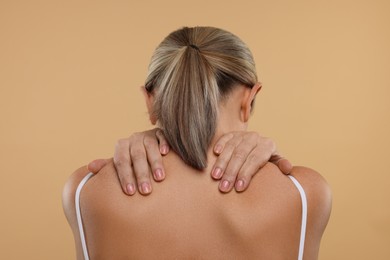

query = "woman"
63;26;331;259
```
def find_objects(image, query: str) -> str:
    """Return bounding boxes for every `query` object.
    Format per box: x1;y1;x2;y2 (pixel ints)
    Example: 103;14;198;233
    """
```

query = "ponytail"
145;27;257;169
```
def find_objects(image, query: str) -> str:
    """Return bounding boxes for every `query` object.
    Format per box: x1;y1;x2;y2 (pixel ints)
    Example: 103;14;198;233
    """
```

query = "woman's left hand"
211;131;292;193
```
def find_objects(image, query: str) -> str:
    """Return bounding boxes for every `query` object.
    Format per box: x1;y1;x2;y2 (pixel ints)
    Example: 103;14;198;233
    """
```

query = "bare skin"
63;157;331;259
63;85;332;259
88;130;293;195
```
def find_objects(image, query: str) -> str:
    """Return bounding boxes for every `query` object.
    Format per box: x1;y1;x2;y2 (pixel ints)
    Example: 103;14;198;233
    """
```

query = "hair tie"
189;44;200;51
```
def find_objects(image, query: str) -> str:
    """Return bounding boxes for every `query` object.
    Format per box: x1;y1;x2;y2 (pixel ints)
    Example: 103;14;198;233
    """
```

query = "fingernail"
214;145;222;154
161;145;169;154
220;180;230;191
236;179;245;191
155;169;163;180
141;182;151;194
212;168;222;179
126;184;135;195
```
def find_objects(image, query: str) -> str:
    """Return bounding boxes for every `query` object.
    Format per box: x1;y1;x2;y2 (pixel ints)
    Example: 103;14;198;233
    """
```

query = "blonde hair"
145;26;258;169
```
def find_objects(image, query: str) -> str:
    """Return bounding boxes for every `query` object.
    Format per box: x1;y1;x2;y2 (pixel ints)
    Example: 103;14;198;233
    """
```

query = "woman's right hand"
87;129;292;195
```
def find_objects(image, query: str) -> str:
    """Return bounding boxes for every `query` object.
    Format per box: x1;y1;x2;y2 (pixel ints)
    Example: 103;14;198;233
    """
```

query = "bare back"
63;152;331;260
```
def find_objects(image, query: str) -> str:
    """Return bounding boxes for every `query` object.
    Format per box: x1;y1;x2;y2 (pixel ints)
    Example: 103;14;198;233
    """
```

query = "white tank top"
75;173;307;260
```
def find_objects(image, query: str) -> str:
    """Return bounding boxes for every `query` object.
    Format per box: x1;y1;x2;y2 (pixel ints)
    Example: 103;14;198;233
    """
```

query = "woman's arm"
87;129;293;195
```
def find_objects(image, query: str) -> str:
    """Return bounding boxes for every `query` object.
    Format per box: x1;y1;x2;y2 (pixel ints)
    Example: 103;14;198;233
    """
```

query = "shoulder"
62;165;91;223
62;160;119;225
290;166;332;215
290;166;332;253
62;165;92;259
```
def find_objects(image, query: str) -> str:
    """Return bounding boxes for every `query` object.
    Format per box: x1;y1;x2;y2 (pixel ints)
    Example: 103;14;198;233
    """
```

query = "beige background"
0;0;389;259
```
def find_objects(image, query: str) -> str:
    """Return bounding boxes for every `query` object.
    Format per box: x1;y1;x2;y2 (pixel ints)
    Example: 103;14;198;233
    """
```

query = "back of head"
145;27;258;169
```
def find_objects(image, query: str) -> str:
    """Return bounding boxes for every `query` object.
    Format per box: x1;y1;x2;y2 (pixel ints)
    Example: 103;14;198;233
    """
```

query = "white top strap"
75;172;94;260
74;173;307;260
288;175;308;260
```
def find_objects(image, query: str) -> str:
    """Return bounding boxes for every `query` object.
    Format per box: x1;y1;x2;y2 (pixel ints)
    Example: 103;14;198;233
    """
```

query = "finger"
234;146;272;192
211;136;244;193
270;155;293;174
220;136;257;193
233;137;280;192
155;129;170;155
113;138;137;195
130;139;153;195
211;135;240;180
263;138;293;174
87;158;111;174
144;134;165;182
210;133;235;179
213;132;234;155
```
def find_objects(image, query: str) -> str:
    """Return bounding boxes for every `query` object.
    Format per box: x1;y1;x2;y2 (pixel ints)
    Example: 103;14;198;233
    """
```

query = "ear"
241;83;262;122
141;86;157;125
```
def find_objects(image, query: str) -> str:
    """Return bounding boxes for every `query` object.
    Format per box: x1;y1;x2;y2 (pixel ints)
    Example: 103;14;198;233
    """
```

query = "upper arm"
62;166;91;260
290;166;332;259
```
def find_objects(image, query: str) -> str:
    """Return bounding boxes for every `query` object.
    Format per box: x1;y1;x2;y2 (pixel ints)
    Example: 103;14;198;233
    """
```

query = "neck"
208;103;248;153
